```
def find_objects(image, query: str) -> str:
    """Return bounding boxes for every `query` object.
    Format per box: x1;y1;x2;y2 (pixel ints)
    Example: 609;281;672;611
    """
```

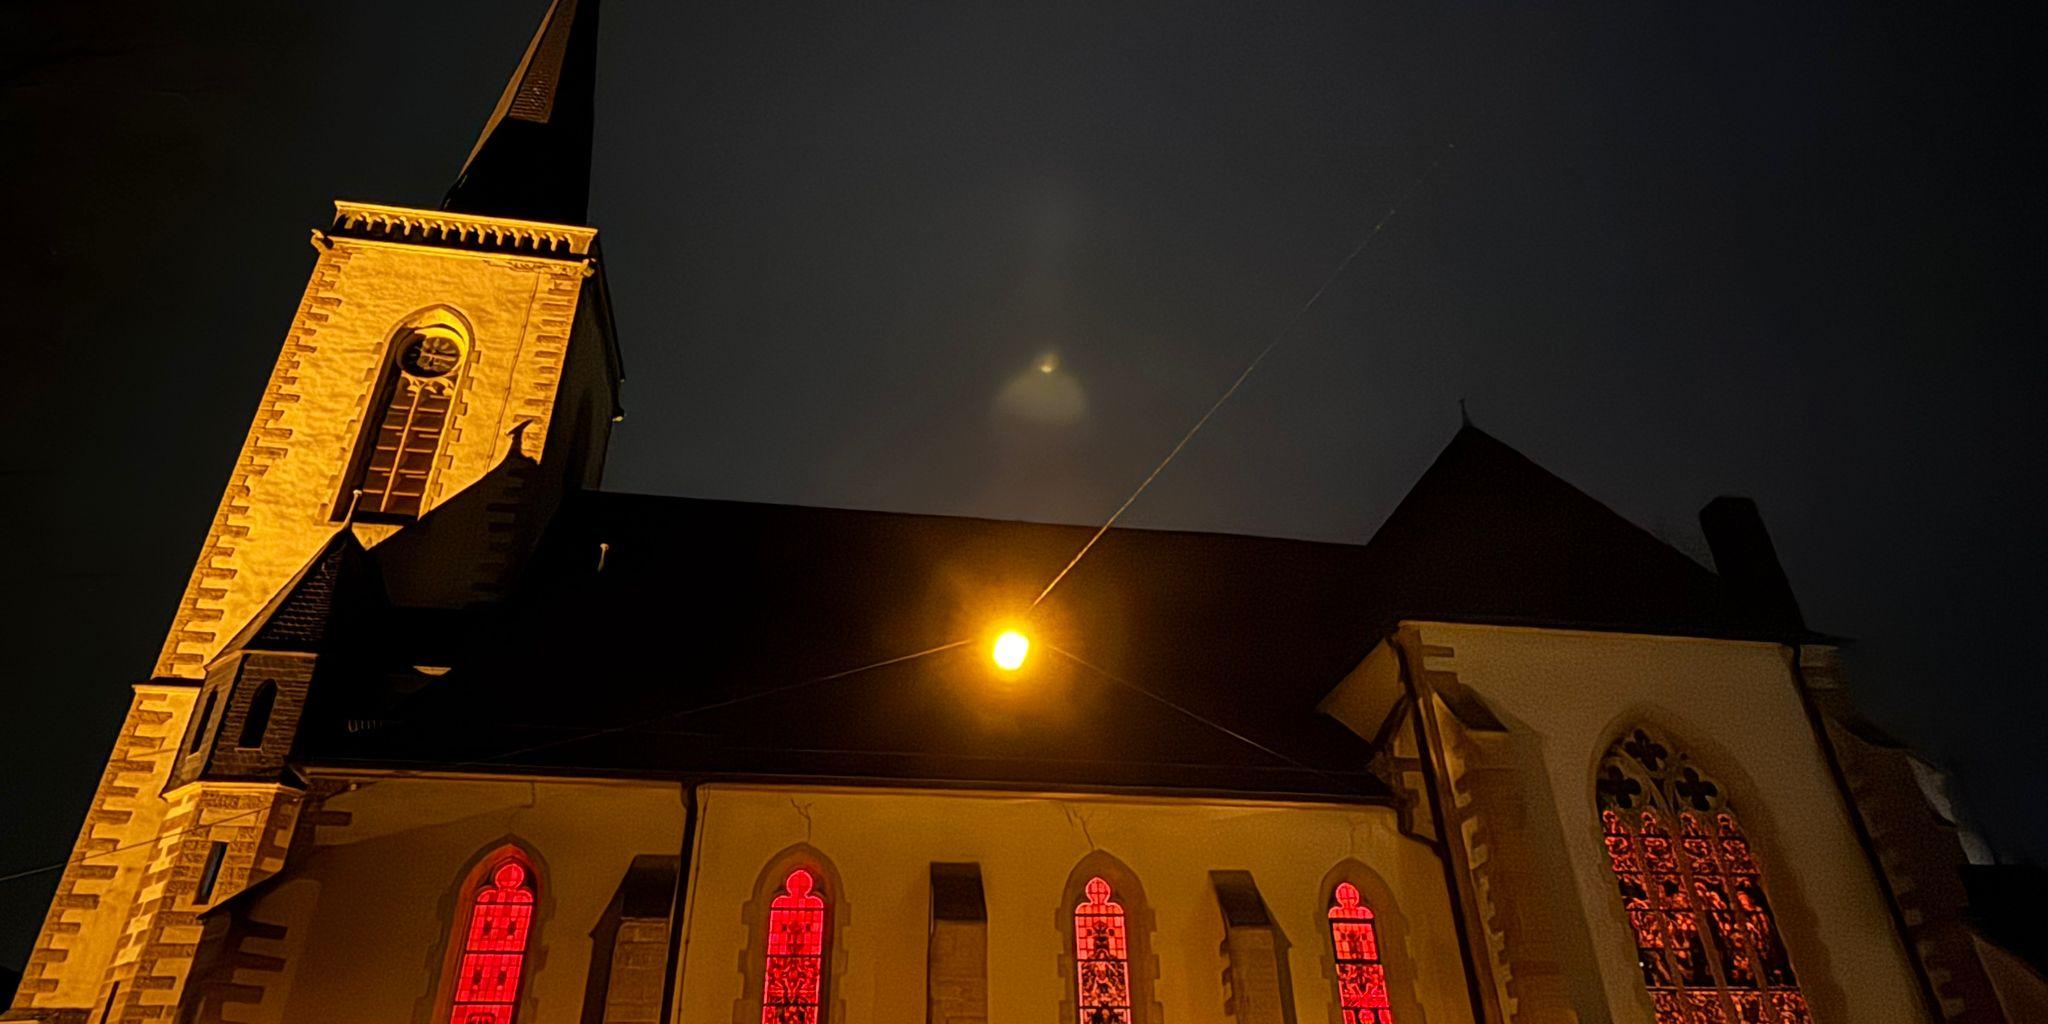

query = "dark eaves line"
0;638;973;888
1046;641;1373;797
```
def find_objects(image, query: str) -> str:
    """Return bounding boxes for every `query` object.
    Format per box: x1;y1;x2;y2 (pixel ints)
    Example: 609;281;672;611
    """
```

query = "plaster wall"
675;785;1473;1024
250;776;685;1024
1404;622;1927;1023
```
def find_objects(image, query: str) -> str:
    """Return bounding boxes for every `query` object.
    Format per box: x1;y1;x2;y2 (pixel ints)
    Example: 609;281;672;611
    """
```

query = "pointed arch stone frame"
1315;859;1427;1024
1583;712;1846;1024
334;303;479;522
731;843;849;1024
416;836;553;1024
1056;849;1164;1024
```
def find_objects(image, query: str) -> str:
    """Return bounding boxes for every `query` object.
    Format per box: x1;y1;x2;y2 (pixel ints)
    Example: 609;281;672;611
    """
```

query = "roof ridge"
573;488;1377;551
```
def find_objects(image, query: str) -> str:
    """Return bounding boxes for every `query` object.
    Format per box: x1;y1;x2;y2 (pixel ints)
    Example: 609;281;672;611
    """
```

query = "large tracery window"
448;857;537;1024
1329;882;1395;1024
1597;728;1813;1024
1074;876;1133;1024
348;312;468;520
762;868;828;1024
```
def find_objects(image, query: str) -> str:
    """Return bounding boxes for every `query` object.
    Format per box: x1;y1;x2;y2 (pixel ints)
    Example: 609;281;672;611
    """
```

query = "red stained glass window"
449;859;535;1024
1597;729;1813;1024
762;868;827;1024
1074;876;1132;1024
1330;882;1395;1024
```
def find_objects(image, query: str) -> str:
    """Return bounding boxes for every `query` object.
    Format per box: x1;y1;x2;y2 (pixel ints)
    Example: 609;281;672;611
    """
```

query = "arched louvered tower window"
1329;882;1395;1024
1596;728;1813;1024
762;868;828;1023
347;309;469;520
1073;876;1132;1024
448;855;537;1024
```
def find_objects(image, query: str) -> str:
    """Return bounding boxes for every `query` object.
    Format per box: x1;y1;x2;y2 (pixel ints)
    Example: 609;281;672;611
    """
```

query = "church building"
10;3;2044;1023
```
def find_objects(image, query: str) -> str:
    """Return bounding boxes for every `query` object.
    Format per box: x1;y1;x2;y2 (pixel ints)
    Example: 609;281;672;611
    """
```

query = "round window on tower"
397;329;464;378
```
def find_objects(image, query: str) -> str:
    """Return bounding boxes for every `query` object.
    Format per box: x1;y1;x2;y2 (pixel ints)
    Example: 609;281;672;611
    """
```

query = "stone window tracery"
762;868;828;1024
1329;882;1395;1024
1597;728;1812;1024
349;311;468;520
448;856;537;1024
1074;876;1133;1024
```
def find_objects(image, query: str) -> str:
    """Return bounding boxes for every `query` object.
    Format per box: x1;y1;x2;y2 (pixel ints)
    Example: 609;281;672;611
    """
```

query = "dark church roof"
1348;424;1805;639
222;532;362;655
295;425;1812;802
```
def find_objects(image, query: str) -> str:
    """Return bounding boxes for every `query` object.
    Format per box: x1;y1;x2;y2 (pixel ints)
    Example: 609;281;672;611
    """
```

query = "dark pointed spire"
443;0;602;225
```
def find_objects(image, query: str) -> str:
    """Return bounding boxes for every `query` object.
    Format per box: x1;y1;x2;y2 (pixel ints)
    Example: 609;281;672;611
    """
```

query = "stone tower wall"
152;206;607;679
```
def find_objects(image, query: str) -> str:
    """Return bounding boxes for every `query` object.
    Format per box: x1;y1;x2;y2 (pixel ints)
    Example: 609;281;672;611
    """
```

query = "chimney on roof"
1699;496;1805;632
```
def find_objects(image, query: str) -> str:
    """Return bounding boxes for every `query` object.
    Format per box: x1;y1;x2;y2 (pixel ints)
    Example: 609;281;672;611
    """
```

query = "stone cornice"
329;200;597;258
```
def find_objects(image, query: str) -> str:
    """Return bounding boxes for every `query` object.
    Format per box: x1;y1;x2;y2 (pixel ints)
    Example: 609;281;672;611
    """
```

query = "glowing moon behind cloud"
994;350;1087;426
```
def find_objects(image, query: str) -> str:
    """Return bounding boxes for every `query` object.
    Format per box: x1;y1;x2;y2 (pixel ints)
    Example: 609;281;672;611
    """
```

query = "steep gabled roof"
299;424;1809;799
1348;423;1800;640
217;531;367;657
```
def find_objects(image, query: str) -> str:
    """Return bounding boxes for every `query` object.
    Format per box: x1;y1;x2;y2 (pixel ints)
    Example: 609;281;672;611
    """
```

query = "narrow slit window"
1073;876;1132;1024
188;691;218;754
1329;882;1395;1024
449;857;538;1024
1597;728;1813;1024
195;841;229;905
762;868;828;1023
237;680;277;749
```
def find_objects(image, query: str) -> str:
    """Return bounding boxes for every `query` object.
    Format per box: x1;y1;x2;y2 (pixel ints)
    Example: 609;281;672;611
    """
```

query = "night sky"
3;0;2042;970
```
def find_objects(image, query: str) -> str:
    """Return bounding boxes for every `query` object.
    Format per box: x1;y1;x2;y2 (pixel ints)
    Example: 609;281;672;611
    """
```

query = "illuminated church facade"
10;3;2044;1024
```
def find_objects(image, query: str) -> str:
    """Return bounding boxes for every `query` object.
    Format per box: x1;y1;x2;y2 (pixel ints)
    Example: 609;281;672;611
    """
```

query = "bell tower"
153;0;617;679
6;4;615;1021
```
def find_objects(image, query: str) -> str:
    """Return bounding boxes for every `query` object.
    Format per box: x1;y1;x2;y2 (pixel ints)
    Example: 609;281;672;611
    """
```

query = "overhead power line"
1031;145;1452;611
0;640;973;888
4;149;1448;890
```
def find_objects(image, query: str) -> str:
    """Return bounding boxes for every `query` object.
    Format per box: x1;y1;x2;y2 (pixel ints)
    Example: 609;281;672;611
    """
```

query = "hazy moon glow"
994;350;1087;425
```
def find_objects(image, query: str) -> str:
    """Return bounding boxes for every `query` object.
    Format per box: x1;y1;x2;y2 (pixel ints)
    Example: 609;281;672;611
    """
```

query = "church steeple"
443;0;603;226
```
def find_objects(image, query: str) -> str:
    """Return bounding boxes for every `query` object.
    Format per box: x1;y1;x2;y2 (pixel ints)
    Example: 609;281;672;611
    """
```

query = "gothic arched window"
1596;728;1813;1024
348;311;469;520
448;856;537;1024
1329;882;1395;1024
762;868;828;1024
1074;876;1132;1024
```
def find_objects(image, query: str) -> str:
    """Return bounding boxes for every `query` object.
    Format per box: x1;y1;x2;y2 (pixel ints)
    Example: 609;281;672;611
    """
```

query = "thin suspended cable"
0;638;973;887
1045;642;1371;794
0;805;275;886
429;638;973;770
6;154;1448;890
0;630;1367;886
1031;147;1451;611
